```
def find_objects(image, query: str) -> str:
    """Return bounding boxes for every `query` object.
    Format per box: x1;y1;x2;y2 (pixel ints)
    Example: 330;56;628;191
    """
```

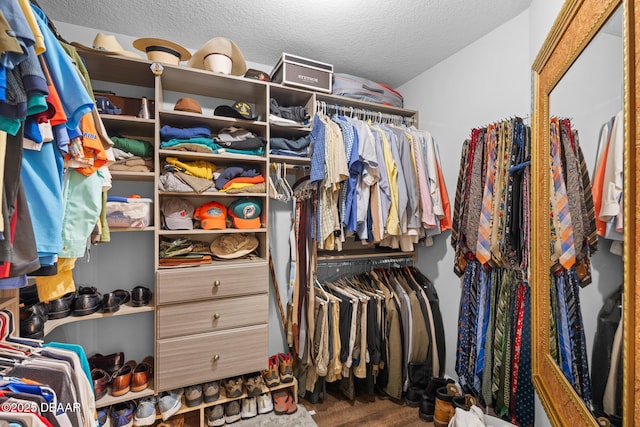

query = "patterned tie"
476;124;498;264
567;268;592;405
514;282;535;426
550;118;576;269
451;139;470;249
455;260;478;391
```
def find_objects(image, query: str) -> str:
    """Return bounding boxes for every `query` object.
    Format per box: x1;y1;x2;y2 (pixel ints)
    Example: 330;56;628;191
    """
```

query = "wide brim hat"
71;33;143;59
133;37;192;65
188;37;247;76
210;233;259;259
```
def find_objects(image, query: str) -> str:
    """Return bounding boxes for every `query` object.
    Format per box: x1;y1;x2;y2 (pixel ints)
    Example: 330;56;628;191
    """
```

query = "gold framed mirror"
531;0;638;425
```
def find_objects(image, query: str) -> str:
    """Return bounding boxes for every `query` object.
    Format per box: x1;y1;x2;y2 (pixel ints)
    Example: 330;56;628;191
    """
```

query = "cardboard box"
271;53;333;93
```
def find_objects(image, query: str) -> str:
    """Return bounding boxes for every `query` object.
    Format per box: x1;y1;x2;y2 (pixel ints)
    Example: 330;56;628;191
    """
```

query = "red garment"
222;175;265;190
436;152;452;231
592;128;612;236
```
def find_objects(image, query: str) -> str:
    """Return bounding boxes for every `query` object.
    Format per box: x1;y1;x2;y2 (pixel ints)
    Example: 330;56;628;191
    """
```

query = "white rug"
232;404;317;427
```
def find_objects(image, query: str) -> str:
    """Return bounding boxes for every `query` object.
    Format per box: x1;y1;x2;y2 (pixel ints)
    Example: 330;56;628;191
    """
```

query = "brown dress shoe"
89;352;124;375
131;356;154;392
91;368;110;400
110;360;137;397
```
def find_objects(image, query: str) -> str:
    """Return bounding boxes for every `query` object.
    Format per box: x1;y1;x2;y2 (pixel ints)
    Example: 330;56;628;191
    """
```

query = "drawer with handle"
156;261;267;305
156;324;268;391
157;294;268;339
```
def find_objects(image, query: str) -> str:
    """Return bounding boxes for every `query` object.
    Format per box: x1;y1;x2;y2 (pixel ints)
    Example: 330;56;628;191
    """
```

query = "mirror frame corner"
531;0;638;425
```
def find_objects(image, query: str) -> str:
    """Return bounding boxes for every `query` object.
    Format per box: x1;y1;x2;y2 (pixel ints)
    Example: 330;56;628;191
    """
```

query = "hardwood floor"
305;388;434;427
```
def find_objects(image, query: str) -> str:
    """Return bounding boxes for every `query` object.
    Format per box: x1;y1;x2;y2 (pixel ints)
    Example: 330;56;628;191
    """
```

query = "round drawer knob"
213;280;221;288
213;313;221;320
213;354;220;362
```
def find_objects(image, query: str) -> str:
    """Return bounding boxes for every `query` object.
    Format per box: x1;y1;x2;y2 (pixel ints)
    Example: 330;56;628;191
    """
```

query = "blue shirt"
332;115;360;233
309;114;326;184
32;5;93;129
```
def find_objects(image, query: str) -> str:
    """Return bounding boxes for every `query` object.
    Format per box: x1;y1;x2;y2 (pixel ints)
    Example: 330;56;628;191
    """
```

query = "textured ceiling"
35;0;531;87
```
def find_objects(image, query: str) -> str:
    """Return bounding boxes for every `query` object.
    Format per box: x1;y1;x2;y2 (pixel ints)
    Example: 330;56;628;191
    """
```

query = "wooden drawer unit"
155;262;267;305
157;294;268;339
156;324;268;391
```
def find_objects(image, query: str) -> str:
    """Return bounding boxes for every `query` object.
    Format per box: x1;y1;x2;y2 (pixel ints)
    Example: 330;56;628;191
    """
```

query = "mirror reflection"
548;5;623;424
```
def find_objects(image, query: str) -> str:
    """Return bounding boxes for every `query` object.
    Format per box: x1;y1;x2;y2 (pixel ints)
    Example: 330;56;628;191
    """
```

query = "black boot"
406;362;431;407
418;377;454;421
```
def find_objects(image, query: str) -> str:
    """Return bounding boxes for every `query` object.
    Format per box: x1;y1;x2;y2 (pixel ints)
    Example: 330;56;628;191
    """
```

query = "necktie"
463;130;485;255
550;118;576;269
514;282;535;426
476;124;497;264
451;139;470;249
559;119;584;259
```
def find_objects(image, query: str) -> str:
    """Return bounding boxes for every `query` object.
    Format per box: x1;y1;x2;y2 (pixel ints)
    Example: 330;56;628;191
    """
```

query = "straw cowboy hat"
188;37;247;76
133;37;192;65
210;233;258;259
71;33;142;59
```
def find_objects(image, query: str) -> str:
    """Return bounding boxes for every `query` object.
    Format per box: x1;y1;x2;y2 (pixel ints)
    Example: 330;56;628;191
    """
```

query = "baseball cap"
228;197;262;229
210;233;259;259
194;201;227;230
244;69;271;82
174;97;202;114
161;198;194;230
214;101;258;121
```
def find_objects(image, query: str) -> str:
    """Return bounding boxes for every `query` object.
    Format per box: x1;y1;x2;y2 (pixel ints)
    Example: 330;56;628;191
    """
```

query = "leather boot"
418;377;454;421
406;362;431;407
452;393;478;411
433;383;460;427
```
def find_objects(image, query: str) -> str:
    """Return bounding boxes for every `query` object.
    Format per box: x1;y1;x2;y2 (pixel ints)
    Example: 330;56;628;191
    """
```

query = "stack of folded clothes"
215;164;265;193
110;135;154;172
158;238;214;267
269;135;311;158
159;157;217;193
215;126;266;156
160;124;225;154
269;98;310;126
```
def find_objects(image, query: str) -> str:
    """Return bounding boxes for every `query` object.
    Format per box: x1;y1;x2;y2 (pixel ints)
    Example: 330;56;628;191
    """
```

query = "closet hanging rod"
314;101;415;126
317;253;415;268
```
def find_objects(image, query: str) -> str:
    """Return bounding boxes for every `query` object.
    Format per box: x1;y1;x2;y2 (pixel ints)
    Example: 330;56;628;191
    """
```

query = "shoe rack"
150;378;298;425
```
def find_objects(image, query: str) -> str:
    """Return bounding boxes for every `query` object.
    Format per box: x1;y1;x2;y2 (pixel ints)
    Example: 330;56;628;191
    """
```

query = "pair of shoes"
272;390;297;415
133;396;156;426
241;396;257;419
257;393;273;414
418;377;455;422
185;384;202;407
98;407;111;427
110;360;137;397
278;352;294;383
158;388;183;420
102;289;131;313
131;356;154;392
89;352;126;376
243;372;265;397
44;291;75;319
223;376;243;398
110;401;136;427
203;381;219;402
261;354;280;387
204;405;225;426
131;285;152;306
433;383;461;427
72;285;102;316
92;368;110;400
19;304;47;339
184;380;219;407
224;401;241;424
